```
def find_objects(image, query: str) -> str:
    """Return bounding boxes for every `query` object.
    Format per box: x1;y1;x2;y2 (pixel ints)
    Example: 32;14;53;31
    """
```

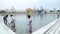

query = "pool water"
14;13;58;34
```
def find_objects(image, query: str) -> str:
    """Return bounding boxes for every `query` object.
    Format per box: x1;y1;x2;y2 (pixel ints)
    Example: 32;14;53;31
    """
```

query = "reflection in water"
40;13;43;21
44;11;47;16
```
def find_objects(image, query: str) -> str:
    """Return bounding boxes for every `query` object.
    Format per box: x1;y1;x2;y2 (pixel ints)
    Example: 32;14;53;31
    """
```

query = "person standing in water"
3;15;8;25
10;15;16;32
27;15;32;34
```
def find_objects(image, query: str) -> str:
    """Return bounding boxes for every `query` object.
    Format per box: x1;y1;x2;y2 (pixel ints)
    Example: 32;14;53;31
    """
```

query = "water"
14;13;58;34
1;13;58;34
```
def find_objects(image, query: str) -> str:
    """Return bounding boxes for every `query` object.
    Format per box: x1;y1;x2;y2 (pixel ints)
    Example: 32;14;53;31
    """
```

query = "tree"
57;10;60;12
50;10;53;12
0;10;6;13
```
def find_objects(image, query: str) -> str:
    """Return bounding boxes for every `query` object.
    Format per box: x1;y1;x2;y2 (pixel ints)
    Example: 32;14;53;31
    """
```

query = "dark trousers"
4;19;7;25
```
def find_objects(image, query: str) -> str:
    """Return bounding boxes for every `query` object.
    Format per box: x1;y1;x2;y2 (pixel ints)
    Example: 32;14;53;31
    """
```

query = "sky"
0;0;60;10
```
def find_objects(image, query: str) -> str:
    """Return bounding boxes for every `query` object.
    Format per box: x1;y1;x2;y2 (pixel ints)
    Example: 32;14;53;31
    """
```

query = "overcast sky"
0;0;60;10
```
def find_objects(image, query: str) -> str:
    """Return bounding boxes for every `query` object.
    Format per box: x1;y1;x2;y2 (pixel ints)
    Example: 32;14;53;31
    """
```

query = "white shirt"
11;16;15;27
7;16;11;24
11;16;15;22
28;18;32;30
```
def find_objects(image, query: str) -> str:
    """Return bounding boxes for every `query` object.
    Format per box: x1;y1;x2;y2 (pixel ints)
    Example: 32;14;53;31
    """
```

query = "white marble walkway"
32;19;60;34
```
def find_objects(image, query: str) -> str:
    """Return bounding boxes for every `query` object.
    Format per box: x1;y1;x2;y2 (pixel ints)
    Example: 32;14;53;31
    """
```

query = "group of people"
3;15;16;32
3;14;32;33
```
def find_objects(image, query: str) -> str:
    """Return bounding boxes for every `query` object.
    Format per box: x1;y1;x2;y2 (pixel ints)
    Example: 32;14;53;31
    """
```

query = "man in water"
3;15;8;25
27;15;32;34
10;15;16;32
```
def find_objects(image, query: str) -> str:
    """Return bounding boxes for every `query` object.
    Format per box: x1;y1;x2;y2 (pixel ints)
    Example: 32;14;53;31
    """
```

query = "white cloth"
29;18;31;21
7;16;15;27
11;16;15;22
7;16;11;24
28;18;32;31
11;16;15;27
7;16;15;23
